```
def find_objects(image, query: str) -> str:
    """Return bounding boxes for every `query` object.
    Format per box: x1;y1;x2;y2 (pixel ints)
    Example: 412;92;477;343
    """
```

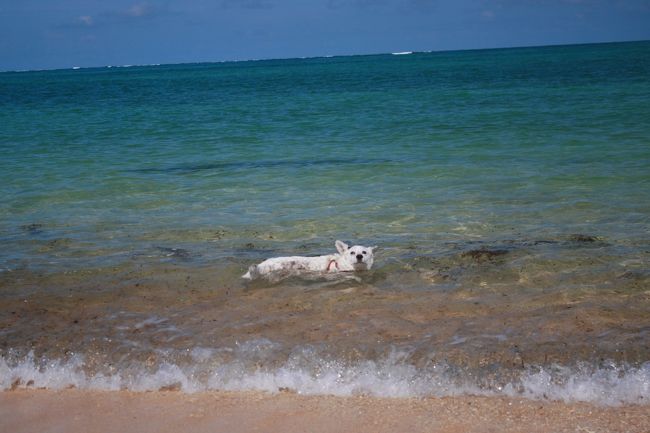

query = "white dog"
242;240;376;280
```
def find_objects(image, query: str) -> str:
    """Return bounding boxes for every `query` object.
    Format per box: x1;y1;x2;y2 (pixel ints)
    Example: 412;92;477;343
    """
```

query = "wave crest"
2;347;648;406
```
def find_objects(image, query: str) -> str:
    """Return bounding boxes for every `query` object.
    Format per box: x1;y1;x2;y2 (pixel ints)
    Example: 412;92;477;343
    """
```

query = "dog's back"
242;255;334;280
241;240;376;280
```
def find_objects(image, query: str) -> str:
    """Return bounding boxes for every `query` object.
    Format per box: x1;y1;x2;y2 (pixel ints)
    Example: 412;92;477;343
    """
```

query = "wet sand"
1;390;648;433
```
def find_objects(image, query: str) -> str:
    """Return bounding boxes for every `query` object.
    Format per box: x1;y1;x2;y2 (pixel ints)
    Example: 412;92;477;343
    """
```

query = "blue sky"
1;0;649;70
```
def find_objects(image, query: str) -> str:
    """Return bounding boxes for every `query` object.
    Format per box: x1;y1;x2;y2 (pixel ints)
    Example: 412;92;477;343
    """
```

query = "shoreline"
1;389;649;433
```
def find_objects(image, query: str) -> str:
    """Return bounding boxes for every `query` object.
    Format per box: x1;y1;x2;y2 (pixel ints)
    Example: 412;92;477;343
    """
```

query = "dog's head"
335;240;376;271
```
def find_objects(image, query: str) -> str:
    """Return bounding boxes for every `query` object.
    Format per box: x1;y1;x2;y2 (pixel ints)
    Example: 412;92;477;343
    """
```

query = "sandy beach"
1;390;648;433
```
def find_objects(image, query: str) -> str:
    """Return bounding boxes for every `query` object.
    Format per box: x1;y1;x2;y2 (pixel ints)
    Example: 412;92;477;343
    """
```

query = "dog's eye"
350;251;355;255
362;251;367;255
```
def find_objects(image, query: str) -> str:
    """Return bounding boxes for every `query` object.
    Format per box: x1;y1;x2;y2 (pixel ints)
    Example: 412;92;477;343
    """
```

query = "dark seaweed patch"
461;248;509;262
133;158;394;175
21;223;44;235
568;234;600;243
617;269;650;281
155;247;193;260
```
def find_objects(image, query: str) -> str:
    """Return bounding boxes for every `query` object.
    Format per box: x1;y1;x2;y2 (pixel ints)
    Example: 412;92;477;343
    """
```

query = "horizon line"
1;38;648;74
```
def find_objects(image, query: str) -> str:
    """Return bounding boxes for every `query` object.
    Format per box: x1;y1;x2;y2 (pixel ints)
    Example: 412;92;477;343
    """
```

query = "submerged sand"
1;390;648;433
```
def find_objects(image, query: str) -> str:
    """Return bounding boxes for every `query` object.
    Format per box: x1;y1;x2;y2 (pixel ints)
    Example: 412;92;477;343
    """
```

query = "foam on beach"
2;344;648;406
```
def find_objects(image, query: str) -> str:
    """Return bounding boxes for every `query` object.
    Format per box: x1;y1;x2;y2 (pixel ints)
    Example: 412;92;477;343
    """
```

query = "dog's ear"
335;240;349;254
370;245;378;252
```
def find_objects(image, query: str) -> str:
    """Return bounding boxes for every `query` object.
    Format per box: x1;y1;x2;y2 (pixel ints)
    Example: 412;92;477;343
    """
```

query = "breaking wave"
2;342;648;407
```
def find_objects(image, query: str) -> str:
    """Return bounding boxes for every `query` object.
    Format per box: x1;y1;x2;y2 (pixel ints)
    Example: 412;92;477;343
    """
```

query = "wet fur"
242;240;376;280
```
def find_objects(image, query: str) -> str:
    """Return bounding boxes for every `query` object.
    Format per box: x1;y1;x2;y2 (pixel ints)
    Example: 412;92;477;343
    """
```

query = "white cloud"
62;3;169;29
126;3;155;18
78;15;94;26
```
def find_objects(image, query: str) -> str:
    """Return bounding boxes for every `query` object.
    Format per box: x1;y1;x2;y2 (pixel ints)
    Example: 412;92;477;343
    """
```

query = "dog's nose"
356;254;363;261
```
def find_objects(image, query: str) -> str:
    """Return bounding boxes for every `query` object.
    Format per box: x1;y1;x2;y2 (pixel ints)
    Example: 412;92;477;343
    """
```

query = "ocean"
1;41;649;406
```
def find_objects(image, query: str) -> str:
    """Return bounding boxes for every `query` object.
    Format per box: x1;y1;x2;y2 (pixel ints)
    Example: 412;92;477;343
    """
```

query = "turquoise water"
1;41;650;403
2;41;649;269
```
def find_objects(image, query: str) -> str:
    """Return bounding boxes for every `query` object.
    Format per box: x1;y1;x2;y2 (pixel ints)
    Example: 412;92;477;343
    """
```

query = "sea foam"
2;345;648;406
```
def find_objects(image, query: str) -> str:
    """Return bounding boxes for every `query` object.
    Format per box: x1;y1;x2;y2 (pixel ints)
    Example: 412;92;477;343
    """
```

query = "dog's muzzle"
356;254;364;262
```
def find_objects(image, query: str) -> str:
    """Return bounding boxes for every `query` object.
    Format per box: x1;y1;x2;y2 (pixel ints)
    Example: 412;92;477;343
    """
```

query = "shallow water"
1;41;649;405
